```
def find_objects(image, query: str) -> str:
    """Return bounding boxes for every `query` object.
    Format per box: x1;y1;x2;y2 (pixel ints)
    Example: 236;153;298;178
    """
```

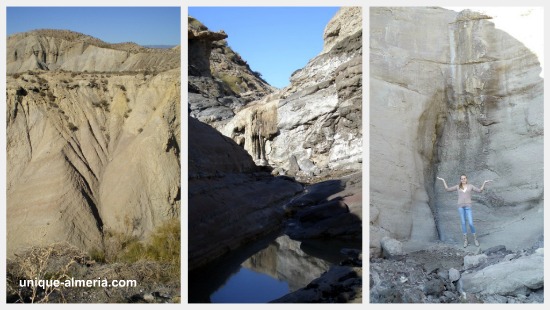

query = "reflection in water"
189;234;361;303
243;235;331;292
211;267;289;303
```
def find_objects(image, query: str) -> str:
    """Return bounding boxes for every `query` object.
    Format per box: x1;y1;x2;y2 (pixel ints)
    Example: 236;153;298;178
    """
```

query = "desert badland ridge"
6;27;181;302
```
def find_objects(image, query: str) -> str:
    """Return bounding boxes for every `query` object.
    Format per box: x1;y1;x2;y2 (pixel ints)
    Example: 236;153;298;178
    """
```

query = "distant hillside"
7;29;180;74
144;45;178;49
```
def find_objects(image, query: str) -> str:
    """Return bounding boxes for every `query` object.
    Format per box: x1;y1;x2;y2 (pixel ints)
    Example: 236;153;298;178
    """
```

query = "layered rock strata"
6;30;180;256
222;7;362;178
187;7;363;271
188;117;303;270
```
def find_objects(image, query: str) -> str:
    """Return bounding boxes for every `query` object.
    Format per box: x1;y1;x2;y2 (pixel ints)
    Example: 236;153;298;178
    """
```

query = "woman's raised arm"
479;180;493;191
437;177;456;191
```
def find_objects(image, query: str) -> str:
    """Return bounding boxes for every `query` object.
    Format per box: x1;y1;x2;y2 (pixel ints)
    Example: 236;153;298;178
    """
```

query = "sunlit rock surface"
370;7;543;257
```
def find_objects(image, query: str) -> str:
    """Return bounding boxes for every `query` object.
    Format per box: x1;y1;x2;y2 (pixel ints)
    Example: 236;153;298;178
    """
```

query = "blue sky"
188;7;340;89
7;7;180;46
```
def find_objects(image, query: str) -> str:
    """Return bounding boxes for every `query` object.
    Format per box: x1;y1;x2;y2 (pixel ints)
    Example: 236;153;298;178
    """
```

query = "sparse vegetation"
92;99;110;111
46;91;56;101
218;73;242;94
67;122;78;132
88;79;98;88
88;247;106;263
138;128;143;133
6;243;87;303
37;76;48;85
123;109;132;119
102;218;180;268
7;234;181;303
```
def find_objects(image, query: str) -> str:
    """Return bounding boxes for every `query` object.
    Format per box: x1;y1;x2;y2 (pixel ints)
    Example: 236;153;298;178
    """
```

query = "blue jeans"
458;206;476;234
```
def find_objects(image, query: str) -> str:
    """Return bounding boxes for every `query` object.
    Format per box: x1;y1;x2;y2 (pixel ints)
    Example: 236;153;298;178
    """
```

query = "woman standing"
437;175;492;247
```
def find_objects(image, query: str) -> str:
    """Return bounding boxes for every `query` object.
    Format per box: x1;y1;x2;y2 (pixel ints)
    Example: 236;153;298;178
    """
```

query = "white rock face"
370;7;543;257
223;7;362;180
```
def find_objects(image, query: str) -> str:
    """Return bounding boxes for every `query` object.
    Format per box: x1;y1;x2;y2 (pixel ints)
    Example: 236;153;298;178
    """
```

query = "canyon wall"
222;7;362;179
187;7;363;270
188;16;274;125
370;7;543;256
187;17;303;271
6;31;180;256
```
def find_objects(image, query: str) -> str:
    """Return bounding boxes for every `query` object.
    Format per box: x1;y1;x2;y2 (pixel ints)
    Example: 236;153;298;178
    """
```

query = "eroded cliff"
6;30;180;257
370;7;543;256
7;29;179;74
222;7;362;179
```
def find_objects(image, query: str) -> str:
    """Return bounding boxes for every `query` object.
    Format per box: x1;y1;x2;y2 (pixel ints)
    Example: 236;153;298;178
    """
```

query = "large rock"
370;7;543;256
460;249;543;296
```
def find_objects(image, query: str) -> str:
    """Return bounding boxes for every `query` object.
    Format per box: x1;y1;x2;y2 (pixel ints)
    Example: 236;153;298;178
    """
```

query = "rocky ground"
370;236;544;303
268;172;362;303
272;258;362;303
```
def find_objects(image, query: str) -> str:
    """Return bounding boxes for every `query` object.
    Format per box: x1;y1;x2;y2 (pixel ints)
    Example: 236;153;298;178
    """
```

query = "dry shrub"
7;243;87;303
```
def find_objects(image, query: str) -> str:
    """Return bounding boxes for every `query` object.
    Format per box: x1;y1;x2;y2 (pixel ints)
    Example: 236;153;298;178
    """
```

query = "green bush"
104;219;180;266
145;219;180;264
88;247;106;263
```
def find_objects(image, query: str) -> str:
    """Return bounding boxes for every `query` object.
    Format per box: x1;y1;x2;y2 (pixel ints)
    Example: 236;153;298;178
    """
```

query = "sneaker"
473;234;480;247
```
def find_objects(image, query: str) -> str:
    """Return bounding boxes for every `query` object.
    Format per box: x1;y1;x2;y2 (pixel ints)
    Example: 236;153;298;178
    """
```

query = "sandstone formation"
221;7;362;178
6;30;180;257
370;7;543;257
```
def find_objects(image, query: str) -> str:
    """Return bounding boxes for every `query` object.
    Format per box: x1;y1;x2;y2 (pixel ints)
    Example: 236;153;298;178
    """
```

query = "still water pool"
210;267;289;303
188;234;361;303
